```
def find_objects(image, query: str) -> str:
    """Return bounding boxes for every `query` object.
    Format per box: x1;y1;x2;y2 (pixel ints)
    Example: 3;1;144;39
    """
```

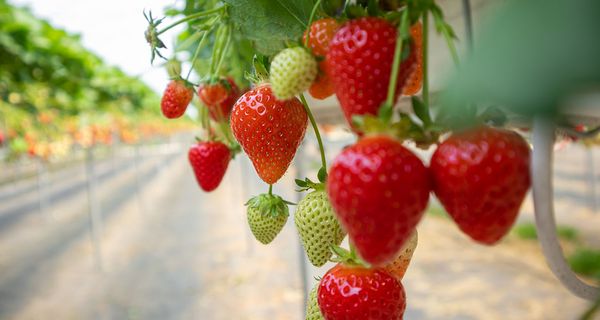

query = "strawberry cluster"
149;2;533;319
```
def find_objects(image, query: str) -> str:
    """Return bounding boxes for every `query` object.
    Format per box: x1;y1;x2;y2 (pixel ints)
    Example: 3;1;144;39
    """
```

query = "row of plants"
0;0;193;161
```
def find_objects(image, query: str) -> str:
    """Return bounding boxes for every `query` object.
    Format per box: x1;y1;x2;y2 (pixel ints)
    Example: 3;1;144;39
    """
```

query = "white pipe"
532;117;599;300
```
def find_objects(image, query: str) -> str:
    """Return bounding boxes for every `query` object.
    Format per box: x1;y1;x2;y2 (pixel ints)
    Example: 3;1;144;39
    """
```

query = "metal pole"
85;147;104;272
587;147;598;213
461;0;474;51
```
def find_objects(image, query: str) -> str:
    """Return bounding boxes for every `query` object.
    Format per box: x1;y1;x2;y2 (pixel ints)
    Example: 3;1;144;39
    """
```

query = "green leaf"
440;0;600;120
295;179;308;187
344;4;368;19
321;0;345;17
222;0;314;56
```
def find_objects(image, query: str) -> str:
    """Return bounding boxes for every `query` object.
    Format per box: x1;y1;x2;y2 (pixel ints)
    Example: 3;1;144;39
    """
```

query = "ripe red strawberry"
188;141;231;192
198;77;240;121
430;126;531;244
230;84;308;185
303;18;341;57
327;135;430;266
318;263;406;320
327;17;416;129
198;81;227;106
161;79;194;119
403;22;423;96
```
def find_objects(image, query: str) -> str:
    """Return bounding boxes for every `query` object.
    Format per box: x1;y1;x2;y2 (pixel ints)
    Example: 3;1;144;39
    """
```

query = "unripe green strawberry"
295;190;346;267
306;283;325;320
270;47;318;100
246;193;290;245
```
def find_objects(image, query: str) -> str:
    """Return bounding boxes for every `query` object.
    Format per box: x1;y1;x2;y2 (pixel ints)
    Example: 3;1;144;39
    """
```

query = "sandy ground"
0;138;598;320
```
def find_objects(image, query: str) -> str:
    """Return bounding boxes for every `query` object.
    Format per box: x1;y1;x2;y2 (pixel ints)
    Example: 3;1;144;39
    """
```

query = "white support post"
532;117;599;300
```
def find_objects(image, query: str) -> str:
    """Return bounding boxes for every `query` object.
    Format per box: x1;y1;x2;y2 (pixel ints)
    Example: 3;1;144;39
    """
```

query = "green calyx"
172;76;196;88
245;193;291;218
245;55;270;85
295;178;324;192
295;167;327;192
330;245;369;267
143;10;167;64
353;103;443;149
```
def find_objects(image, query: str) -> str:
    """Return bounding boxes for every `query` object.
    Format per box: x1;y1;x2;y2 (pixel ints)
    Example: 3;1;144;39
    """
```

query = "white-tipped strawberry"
269;47;317;100
383;230;418;280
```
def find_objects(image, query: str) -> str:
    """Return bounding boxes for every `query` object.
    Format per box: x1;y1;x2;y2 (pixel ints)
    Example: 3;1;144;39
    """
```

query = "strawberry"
303;18;340;101
295;190;346;267
246;193;289;244
198;77;241;121
383;230;418;280
309;61;335;100
198;80;227;106
161;79;194;119
430;126;531;244
303;18;341;57
188;141;231;192
318;263;406;320
230;84;308;185
327;135;430;266
269;47;318;100
403;22;423;96
327;17;416;129
306;283;325;320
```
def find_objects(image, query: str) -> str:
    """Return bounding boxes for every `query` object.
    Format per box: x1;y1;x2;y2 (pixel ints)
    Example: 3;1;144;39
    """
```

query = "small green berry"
295;190;346;267
270;47;318;100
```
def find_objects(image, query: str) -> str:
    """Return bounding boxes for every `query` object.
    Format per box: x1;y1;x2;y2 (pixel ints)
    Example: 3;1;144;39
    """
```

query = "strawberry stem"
383;9;409;123
213;25;232;76
299;93;327;177
200;105;213;141
422;11;430;112
209;24;226;78
268;184;273;195
185;30;210;81
303;0;323;48
157;7;225;36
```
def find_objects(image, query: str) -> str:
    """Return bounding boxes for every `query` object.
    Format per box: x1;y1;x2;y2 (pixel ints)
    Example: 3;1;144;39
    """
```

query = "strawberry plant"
144;0;600;316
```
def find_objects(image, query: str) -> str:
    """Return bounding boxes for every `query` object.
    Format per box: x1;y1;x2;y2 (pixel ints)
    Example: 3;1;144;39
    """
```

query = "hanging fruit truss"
145;0;600;318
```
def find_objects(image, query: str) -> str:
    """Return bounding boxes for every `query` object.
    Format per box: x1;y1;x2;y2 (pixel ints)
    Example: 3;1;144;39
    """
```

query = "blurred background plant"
0;0;194;162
